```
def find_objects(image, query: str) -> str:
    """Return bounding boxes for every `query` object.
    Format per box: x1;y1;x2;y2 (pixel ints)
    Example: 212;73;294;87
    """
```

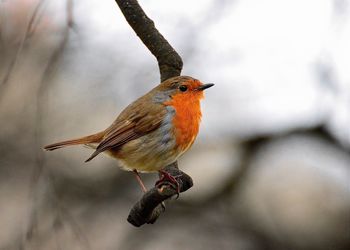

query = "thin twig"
0;0;46;97
24;0;85;248
49;173;91;250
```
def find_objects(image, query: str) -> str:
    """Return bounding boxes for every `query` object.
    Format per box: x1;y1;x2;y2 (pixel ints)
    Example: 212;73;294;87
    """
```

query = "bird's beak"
196;83;214;91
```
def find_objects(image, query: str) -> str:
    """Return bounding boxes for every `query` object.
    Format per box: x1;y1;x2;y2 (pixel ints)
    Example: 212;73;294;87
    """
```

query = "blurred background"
0;0;349;249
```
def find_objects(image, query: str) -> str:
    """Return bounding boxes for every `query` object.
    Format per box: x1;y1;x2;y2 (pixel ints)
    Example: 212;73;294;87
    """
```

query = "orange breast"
165;92;202;152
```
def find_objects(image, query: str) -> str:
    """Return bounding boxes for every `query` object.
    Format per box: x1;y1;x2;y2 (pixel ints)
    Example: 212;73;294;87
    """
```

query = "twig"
0;0;46;97
24;0;85;248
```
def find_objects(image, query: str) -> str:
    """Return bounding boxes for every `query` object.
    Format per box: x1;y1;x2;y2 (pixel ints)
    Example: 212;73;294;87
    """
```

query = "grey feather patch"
152;90;174;103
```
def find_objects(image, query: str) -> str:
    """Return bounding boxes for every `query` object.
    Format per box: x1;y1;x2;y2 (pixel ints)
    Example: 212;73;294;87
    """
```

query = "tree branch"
0;0;46;98
127;162;193;227
24;0;78;247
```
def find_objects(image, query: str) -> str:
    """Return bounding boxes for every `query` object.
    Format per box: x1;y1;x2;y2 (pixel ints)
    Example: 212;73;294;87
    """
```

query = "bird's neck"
164;94;202;152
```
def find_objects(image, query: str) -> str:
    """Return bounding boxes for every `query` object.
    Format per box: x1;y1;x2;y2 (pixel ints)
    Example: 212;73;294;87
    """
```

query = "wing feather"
85;98;166;162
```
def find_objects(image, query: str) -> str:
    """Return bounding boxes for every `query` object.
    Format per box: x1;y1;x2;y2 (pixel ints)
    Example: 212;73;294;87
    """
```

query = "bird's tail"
43;131;105;151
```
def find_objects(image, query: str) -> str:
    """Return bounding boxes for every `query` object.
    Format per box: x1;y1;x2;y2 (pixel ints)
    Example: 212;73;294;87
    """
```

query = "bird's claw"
155;170;181;198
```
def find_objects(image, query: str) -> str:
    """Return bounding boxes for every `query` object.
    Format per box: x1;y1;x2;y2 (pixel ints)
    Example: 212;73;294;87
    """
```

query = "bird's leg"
133;169;147;193
155;169;181;196
133;170;166;209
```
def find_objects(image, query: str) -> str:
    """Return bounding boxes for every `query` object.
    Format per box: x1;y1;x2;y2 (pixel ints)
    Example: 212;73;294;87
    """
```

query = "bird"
44;76;214;193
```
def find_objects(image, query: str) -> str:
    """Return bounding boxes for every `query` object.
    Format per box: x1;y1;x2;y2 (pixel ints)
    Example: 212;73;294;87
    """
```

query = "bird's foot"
155;170;181;198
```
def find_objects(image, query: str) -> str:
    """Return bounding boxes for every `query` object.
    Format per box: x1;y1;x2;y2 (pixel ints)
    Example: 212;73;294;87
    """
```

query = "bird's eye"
179;85;188;92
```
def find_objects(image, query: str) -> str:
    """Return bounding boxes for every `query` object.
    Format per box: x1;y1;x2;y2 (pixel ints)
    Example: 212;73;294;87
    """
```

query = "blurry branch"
115;0;183;82
49;174;91;250
0;0;75;99
32;0;73;194
0;0;46;95
24;0;88;249
114;0;192;227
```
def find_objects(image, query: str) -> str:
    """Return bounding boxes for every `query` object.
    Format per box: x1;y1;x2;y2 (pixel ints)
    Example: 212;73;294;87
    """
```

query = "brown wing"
85;97;166;162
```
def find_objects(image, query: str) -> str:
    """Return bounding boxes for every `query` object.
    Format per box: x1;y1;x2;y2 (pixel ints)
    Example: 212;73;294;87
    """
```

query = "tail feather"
44;131;104;151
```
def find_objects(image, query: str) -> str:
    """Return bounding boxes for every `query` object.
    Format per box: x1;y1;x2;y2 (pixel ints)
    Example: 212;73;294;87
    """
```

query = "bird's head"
153;76;214;103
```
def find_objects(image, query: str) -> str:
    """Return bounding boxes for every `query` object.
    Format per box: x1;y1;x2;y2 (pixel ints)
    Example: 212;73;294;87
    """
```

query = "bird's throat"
164;93;202;152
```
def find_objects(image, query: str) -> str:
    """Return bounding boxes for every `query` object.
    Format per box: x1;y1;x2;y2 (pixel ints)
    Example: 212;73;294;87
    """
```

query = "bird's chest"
166;99;202;152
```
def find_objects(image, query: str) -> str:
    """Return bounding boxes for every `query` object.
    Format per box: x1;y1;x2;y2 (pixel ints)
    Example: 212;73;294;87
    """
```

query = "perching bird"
44;76;214;192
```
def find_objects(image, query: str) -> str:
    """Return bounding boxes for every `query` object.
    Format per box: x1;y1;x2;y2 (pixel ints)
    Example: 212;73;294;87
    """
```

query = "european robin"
44;76;214;193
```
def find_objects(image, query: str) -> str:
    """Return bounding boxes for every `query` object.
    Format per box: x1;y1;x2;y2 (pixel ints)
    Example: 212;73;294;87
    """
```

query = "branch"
0;0;45;98
25;0;77;247
127;162;193;227
115;0;183;82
